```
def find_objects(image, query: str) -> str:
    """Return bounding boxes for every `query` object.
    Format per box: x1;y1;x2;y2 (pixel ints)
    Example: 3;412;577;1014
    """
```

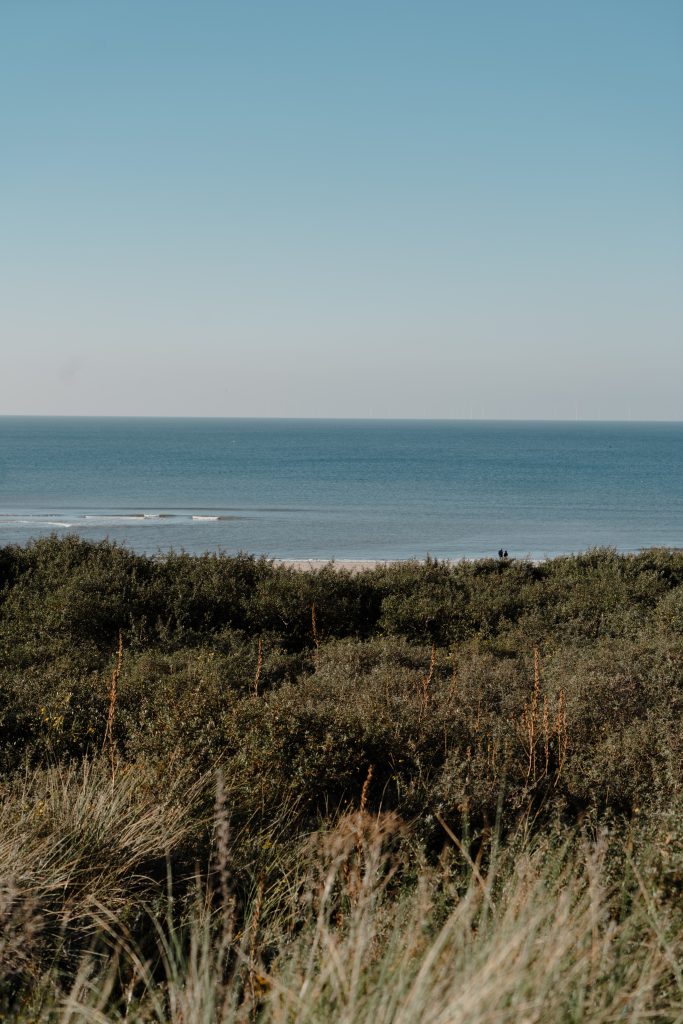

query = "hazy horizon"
2;414;681;425
2;1;681;421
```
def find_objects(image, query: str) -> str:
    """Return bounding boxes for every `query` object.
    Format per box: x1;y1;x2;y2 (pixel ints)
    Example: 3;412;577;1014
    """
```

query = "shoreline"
272;549;681;572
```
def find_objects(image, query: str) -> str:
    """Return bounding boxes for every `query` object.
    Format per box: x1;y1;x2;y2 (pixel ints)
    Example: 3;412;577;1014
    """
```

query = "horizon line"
0;414;681;425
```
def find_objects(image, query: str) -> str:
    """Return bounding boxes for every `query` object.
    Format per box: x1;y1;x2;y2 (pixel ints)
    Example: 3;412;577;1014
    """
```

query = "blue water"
0;417;681;559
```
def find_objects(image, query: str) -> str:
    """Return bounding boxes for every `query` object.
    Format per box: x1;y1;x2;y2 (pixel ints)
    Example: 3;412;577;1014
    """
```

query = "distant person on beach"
504;549;508;558
498;548;504;558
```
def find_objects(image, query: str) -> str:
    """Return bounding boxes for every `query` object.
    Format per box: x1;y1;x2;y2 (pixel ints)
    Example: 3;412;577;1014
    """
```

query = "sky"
1;0;682;420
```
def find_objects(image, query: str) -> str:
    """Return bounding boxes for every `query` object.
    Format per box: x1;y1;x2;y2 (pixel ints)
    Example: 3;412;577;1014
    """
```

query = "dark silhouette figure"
498;548;504;559
503;550;508;558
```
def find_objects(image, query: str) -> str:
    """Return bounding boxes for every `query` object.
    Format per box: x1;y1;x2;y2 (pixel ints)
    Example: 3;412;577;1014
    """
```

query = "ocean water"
0;417;681;560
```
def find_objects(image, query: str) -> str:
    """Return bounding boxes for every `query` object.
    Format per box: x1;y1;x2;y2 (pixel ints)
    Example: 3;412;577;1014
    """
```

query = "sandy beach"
275;558;397;573
275;556;547;572
274;558;482;573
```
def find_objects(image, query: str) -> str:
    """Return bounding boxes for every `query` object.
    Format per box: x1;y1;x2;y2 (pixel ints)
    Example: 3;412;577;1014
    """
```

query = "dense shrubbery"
0;536;682;1021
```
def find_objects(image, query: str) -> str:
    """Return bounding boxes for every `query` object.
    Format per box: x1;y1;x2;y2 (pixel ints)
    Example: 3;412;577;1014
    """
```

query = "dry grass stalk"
485;734;499;777
555;687;568;782
320;807;404;914
520;650;570;786
213;770;235;944
450;646;458;693
245;876;266;1017
345;766;376;904
329;768;378;915
311;604;320;666
435;810;491;904
418;642;437;715
253;637;263;696
103;630;123;782
359;764;373;815
519;647;541;781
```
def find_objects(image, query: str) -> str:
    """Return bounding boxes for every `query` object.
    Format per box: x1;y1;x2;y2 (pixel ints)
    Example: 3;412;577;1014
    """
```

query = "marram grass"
1;538;682;1021
2;763;682;1023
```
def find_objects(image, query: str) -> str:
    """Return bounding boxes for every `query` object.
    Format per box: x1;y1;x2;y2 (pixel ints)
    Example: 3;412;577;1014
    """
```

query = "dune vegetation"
0;536;682;1022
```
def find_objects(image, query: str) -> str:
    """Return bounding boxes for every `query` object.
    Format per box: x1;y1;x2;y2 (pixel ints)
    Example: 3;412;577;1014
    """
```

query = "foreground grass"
0;537;682;1020
4;761;683;1023
5;765;683;1019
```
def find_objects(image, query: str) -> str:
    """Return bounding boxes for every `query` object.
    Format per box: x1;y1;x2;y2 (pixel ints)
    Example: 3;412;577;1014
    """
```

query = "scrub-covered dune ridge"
0;536;682;1022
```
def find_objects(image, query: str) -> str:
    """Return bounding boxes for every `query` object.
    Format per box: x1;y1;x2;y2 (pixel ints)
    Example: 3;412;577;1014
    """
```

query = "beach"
276;558;396;573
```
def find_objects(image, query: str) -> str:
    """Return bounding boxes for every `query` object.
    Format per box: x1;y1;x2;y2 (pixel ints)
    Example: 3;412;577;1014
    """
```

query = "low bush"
0;537;682;1019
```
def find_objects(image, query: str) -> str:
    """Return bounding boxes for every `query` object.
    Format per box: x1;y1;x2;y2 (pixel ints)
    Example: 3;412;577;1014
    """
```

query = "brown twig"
435;811;492;906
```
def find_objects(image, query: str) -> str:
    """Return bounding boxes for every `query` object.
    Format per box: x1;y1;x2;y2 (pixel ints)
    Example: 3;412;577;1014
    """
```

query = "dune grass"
5;771;682;1023
0;537;682;1020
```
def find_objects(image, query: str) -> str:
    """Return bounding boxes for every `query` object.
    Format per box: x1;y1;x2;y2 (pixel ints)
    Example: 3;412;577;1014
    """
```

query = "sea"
0;417;681;561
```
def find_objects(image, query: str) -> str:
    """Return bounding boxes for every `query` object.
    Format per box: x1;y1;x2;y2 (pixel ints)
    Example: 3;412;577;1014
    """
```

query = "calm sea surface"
0;417;681;560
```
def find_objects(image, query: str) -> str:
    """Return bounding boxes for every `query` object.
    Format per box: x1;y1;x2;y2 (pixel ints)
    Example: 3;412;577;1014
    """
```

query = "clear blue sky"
2;0;681;419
